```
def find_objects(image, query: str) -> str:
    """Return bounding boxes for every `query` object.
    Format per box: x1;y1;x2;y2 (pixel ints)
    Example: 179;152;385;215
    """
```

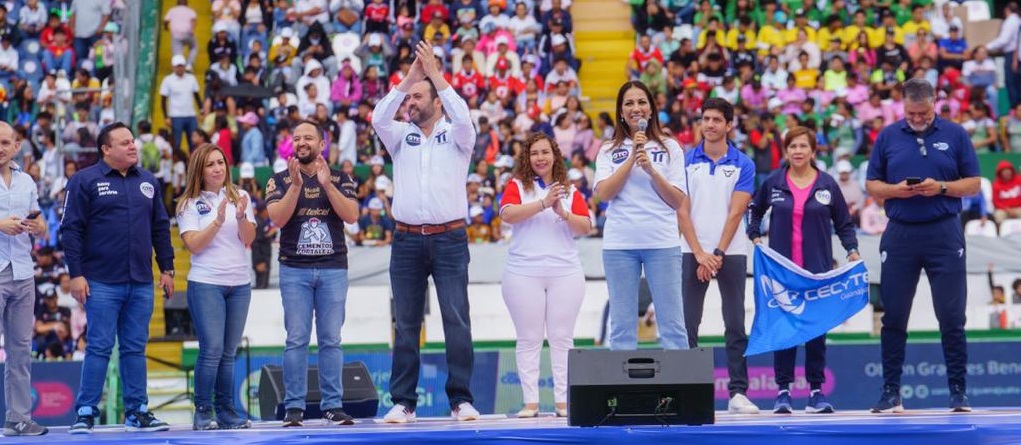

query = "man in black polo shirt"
266;119;360;427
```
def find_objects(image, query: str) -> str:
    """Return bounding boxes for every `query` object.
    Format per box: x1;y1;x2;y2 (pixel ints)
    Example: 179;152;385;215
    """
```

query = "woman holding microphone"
594;80;689;351
176;143;256;430
499;132;591;418
747;126;860;415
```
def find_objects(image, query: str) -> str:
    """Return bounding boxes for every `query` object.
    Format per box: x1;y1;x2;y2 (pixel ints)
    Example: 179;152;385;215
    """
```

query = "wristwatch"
940;182;948;195
713;248;725;257
161;270;175;278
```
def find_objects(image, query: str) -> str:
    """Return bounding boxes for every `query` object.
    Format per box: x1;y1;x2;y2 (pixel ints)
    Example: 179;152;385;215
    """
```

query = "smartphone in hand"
906;177;922;186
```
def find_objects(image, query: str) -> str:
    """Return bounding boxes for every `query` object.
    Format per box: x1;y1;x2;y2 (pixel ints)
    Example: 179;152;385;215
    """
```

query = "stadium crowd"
2;0;1021;363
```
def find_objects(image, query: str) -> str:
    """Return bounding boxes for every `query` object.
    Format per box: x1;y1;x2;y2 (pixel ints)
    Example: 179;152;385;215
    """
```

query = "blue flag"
746;245;870;356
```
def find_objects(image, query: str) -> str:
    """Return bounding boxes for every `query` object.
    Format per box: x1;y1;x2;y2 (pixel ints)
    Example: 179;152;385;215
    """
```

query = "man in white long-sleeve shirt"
986;2;1021;107
372;41;481;424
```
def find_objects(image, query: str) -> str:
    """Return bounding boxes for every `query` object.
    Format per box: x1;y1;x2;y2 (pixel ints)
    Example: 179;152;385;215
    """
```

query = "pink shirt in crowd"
164;5;197;40
787;173;816;268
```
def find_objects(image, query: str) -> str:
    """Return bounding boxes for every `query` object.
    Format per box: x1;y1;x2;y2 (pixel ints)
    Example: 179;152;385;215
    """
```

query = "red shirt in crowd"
993;160;1021;210
420;3;450;24
487;74;525;101
630;46;663;71
365;3;390;22
453;69;486;99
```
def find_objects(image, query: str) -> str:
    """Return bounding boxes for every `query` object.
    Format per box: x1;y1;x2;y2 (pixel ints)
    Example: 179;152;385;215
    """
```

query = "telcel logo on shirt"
611;148;629;164
196;201;212;215
934;142;949;151
406;133;422;146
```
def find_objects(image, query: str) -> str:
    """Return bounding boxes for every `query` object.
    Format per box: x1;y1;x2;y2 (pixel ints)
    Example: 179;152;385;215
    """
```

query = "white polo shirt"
372;87;477;225
159;72;200;118
593;137;687;250
178;188;256;286
499;178;589;277
681;143;755;256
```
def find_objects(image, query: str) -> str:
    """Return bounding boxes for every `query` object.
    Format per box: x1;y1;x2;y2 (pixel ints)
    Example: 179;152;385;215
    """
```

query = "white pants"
501;270;586;404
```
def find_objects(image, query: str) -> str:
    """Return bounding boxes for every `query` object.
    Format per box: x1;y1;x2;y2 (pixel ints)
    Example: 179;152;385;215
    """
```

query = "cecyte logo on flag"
761;276;805;315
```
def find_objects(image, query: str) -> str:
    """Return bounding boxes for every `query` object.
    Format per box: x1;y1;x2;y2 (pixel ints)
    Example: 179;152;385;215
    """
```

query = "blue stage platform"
4;409;1021;444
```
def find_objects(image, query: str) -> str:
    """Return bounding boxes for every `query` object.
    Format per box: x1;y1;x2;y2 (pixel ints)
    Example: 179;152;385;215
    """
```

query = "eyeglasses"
916;137;927;157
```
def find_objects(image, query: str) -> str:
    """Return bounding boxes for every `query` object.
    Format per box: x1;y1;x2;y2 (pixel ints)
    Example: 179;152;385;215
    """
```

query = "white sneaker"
383;404;416;423
451;402;480;421
728;393;761;414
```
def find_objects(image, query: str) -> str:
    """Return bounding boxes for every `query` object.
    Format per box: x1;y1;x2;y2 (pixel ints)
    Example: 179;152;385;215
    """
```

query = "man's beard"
297;146;317;165
410;105;433;125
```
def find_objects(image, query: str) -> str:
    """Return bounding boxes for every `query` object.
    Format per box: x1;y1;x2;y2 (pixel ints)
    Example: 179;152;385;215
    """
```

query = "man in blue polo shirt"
866;78;980;413
679;98;760;414
61;122;176;433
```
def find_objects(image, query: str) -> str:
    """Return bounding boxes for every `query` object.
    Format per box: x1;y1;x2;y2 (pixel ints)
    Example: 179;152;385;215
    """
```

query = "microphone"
635;118;648;153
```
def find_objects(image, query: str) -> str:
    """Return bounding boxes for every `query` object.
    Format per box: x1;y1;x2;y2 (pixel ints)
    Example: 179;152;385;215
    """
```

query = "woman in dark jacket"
747;125;860;415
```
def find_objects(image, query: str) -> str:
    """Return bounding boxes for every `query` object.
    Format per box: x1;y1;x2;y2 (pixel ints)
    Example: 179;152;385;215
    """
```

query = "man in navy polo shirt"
866;78;980;413
61;122;175;434
679;98;760;414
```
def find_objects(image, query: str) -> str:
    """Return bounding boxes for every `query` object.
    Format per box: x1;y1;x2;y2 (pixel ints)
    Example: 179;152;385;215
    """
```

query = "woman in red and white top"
499;132;591;419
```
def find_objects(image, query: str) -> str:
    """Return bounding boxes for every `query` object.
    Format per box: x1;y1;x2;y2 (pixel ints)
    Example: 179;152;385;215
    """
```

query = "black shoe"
283;408;304;427
323;408;355;425
69;408;96;435
870;386;904;413
950;386;972;413
125;407;171;432
216;406;252;429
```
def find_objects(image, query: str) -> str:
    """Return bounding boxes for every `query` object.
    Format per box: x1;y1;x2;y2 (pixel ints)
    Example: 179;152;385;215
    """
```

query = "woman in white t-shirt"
594;80;689;351
500;133;591;418
176;143;256;430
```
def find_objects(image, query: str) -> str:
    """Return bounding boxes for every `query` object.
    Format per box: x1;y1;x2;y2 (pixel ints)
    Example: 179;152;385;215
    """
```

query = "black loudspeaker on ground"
567;348;716;427
258;362;379;420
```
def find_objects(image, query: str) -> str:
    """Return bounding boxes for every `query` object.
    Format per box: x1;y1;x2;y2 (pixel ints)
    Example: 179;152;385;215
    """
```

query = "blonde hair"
175;143;241;216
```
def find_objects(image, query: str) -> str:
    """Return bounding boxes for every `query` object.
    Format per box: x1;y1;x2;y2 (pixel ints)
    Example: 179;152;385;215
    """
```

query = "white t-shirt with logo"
594;137;687;250
159;73;200;118
178;188;256;286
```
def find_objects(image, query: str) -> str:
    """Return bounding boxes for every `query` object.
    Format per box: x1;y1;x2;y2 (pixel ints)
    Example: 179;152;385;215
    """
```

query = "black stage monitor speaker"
567;348;715;427
259;362;379;420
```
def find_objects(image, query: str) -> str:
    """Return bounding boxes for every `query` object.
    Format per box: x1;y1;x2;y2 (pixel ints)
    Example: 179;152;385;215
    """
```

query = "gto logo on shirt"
140;182;155;199
406;133;422;146
611;149;629;164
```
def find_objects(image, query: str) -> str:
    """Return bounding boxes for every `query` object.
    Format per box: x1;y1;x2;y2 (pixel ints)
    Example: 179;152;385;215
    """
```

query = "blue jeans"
76;280;154;414
171;116;199;153
279;265;348;411
42;50;73;74
389;227;474;411
1006;52;1020;108
603;248;689;350
73;36;97;70
187;281;251;411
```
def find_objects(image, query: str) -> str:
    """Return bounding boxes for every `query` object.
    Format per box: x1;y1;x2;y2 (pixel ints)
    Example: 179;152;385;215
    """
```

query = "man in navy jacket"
61;122;175;434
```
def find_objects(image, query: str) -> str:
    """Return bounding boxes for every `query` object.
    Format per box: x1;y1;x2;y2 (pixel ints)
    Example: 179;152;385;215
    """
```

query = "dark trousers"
774;334;826;391
879;217;968;391
389;227;474;411
682;254;749;396
1006;52;1020;108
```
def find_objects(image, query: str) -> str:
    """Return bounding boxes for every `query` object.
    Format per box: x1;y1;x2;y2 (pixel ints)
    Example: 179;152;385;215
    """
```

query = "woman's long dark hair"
607;81;670;150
